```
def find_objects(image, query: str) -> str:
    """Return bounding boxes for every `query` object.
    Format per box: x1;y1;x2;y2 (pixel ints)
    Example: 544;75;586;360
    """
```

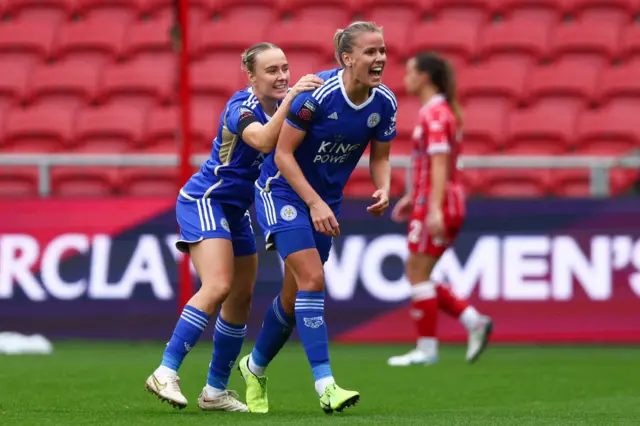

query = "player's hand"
290;74;324;96
426;208;445;239
391;194;413;223
367;189;389;217
309;199;340;237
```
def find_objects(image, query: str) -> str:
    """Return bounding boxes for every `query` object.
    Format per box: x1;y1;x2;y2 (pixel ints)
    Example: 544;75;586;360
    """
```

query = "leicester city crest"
280;205;298;221
367;112;381;128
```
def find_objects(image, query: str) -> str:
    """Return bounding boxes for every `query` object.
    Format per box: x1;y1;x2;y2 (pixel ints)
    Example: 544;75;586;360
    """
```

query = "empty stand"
548;21;621;61
575;103;640;155
595;60;640;104
51;17;128;61
4;105;75;152
120;167;179;196
98;57;175;107
74;104;146;152
26;60;101;105
478;18;551;62
458;59;529;104
410;19;480;63
506;101;579;153
1;0;639;198
50;166;120;197
0;167;39;197
0;19;58;60
523;58;601;104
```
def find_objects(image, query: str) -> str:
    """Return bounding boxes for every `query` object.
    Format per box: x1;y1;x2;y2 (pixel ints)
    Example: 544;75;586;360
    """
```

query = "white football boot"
466;316;493;363
197;388;249;412
387;348;439;366
145;372;188;409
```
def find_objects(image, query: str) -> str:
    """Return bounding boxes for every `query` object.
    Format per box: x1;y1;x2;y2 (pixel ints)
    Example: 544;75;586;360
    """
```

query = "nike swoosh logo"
152;375;167;391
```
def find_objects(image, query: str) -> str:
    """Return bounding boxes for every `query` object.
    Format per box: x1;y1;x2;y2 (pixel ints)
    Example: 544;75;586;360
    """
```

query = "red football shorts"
407;184;466;257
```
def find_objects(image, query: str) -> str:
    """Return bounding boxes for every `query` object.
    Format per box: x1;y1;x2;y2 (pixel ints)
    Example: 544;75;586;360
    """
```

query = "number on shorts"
408;219;422;244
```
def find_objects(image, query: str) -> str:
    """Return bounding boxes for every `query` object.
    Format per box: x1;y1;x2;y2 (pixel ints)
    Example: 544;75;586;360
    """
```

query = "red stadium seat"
506;101;578;153
0;166;39;197
74;104;146;152
0;60;33;103
213;1;278;22
74;0;140;21
122;16;173;58
120;167;179;196
363;17;412;60
191;96;226;150
395;95;421;141
50;166;120;197
523;59;601;104
4;105;75;152
575;103;640;154
458;59;529;104
99;58;175;105
490;0;565;16
481;169;552;197
432;0;492;27
595;61;640;104
478;19;551;62
619;23;640;62
196;18;268;57
270;21;339;60
344;167;406;198
410;20;480;63
5;0;75;22
285;52;322;82
0;19;58;59
562;0;636;26
548;21;620;61
381;60;407;95
26;60;101;104
144;106;179;152
459;169;486;196
192;55;245;99
461;98;508;153
552;168;639;196
282;4;351;29
52;17;127;61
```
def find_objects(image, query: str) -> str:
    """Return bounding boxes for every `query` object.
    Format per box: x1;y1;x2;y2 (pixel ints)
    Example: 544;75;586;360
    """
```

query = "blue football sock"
161;305;209;372
207;315;247;390
295;291;333;382
250;294;295;371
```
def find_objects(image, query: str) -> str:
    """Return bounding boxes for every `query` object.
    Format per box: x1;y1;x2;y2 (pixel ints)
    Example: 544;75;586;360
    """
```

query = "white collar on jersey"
337;69;378;110
426;93;446;108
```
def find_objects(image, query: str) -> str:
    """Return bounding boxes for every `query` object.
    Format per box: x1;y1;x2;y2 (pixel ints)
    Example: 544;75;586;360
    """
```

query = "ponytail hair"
414;51;463;128
333;21;383;67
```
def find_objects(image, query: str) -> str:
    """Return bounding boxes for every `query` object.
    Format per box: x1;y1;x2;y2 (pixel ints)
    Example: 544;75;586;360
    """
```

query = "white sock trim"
155;365;177;377
412;281;436;301
460;306;481;331
315;376;335;397
417;337;438;355
204;384;226;398
248;353;266;377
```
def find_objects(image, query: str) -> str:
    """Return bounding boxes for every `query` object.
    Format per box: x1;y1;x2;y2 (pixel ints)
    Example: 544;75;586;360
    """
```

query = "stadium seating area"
1;0;639;197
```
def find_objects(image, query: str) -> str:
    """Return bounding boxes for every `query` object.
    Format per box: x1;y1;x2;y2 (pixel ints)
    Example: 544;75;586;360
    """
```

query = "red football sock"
410;282;438;338
436;282;468;318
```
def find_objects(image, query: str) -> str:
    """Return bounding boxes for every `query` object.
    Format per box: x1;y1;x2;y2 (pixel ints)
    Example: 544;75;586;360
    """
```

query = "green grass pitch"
1;341;639;425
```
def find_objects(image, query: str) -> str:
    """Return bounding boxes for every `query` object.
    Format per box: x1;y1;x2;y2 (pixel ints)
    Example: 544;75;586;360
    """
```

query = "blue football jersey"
257;68;397;205
181;88;278;208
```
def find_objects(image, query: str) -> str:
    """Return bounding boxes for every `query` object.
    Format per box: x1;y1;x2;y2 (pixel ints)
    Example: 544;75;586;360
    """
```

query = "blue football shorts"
175;195;256;257
254;188;340;264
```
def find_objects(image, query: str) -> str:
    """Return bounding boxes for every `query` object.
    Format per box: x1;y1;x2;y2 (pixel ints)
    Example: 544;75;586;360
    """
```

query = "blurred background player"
237;21;397;414
145;42;323;411
387;52;493;367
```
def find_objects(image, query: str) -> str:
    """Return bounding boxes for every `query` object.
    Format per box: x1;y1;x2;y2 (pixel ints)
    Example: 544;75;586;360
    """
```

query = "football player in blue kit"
238;22;398;414
144;42;323;412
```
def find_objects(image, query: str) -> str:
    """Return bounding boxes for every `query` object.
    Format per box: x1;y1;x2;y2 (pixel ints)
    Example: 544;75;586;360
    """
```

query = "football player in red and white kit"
387;52;493;366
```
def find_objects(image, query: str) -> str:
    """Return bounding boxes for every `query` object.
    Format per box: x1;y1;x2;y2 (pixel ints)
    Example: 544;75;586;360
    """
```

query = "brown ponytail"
414;51;463;128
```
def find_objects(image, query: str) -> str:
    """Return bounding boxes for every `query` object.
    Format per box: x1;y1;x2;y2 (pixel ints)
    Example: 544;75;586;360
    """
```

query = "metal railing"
1;153;639;197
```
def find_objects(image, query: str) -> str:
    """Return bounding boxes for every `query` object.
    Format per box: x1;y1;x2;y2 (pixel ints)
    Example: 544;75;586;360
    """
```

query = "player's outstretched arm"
275;122;340;236
241;75;323;153
367;139;391;216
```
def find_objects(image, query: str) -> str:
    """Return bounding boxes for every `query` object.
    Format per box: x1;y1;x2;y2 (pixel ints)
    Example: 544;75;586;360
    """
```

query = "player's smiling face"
348;31;386;88
250;48;290;100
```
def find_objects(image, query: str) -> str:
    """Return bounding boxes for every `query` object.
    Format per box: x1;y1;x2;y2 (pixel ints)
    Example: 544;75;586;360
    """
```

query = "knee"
297;268;325;292
196;280;232;311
